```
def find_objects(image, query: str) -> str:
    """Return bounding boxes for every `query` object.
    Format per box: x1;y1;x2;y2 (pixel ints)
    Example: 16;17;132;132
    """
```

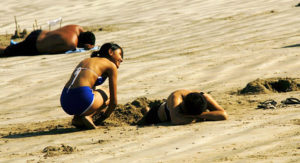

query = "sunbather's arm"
83;44;95;50
76;26;95;49
78;25;84;33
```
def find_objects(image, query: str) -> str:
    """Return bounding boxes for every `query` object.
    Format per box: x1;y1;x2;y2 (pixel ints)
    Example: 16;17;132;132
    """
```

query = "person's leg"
138;104;161;125
1;40;37;57
2;43;24;57
1;30;41;57
83;87;110;116
141;106;150;116
72;88;109;129
0;46;6;56
71;115;85;128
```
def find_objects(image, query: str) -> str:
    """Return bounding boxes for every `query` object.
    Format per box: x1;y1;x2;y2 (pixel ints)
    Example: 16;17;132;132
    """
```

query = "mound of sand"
93;97;165;126
42;144;78;158
82;24;119;32
240;77;300;94
0;34;12;47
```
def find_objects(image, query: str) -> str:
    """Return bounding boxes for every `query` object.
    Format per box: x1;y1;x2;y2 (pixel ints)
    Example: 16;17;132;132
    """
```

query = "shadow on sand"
282;44;300;48
3;127;82;139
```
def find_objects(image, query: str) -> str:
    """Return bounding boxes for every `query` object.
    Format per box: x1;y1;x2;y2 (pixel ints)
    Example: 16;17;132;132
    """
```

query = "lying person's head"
183;92;207;115
78;31;96;47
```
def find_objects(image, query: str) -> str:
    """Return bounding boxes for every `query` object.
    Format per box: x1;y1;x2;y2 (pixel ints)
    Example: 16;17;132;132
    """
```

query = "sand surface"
0;0;299;162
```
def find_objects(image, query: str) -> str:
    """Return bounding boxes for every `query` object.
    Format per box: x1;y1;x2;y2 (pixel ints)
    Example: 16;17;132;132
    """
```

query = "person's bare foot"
81;116;98;129
0;46;5;52
0;47;5;57
141;106;150;116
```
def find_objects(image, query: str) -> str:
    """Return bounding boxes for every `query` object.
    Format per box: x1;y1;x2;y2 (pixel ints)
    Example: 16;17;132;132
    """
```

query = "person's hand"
96;111;109;122
183;114;206;122
84;44;94;50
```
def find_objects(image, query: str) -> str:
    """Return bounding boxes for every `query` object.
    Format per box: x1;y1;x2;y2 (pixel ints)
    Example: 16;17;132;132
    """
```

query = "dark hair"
184;92;207;115
78;31;95;47
91;42;123;58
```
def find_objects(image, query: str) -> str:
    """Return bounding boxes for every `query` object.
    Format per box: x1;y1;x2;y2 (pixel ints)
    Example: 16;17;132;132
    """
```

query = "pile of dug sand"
240;77;300;94
93;97;165;126
42;144;77;158
0;34;15;47
0;32;26;47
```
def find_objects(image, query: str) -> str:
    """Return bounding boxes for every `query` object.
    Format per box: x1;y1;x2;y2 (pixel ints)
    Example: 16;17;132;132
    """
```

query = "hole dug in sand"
93;97;165;126
240;78;300;94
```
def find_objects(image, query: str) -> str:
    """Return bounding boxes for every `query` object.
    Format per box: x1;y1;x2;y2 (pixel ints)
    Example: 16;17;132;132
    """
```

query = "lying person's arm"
168;90;195;125
184;93;228;121
184;110;227;121
77;26;95;50
83;44;95;50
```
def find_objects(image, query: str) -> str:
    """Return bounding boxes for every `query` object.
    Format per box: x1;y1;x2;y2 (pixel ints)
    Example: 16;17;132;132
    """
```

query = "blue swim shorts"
60;86;94;115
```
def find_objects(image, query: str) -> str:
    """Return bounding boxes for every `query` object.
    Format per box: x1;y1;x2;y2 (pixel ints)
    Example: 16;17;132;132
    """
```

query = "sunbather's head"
78;31;95;47
183;92;207;115
91;42;123;68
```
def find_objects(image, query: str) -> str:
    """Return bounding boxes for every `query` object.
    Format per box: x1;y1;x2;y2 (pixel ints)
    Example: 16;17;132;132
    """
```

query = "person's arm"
102;64;118;119
77;26;95;50
77;25;84;33
203;93;228;120
184;94;228;121
168;91;194;125
83;44;95;50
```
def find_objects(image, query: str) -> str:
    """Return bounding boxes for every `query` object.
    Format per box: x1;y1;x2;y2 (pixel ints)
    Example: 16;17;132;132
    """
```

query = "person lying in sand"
60;42;123;129
0;25;95;57
141;89;228;125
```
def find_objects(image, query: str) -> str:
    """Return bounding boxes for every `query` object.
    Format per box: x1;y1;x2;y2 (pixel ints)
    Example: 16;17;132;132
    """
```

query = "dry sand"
0;0;299;162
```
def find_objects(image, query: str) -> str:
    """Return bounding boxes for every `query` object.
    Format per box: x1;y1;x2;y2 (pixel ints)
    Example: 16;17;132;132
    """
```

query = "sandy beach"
0;0;299;162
